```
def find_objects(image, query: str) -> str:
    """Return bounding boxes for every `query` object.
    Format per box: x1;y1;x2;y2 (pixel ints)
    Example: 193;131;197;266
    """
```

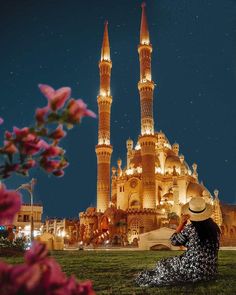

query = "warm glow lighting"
141;39;150;45
126;168;134;175
155;167;162;174
98;138;110;145
101;55;110;61
58;230;66;238
176;167;181;174
99;89;110;97
135;143;141;150
145;128;151;135
164;143;171;148
137;166;142;173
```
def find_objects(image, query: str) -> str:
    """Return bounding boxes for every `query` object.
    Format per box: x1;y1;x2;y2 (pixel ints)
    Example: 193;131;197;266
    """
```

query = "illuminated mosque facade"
79;3;225;246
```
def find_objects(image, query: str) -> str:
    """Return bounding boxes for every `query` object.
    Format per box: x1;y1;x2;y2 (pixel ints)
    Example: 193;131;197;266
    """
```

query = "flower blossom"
25;242;48;265
67;99;96;124
41;145;64;158
35;106;49;125
0;183;21;224
40;158;61;173
52;169;64;177
38;84;71;111
0;117;4;125
49;125;66;140
13;127;30;140
21;138;48;156
0;242;95;294
22;159;37;170
2;141;18;154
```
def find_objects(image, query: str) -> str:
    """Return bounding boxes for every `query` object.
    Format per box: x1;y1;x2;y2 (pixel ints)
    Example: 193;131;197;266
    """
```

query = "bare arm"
175;214;190;233
170;214;190;246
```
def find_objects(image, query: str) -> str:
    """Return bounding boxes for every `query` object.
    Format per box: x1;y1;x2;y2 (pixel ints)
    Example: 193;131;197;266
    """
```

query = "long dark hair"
191;218;221;244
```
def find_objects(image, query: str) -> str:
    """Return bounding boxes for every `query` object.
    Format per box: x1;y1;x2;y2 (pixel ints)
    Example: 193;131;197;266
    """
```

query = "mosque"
79;3;233;246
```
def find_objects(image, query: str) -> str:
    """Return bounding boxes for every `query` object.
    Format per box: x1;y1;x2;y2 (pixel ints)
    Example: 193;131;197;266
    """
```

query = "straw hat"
182;197;213;221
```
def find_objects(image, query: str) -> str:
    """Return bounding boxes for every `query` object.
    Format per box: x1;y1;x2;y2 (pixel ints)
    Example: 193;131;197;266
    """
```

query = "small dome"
165;156;181;168
85;207;96;214
186;182;204;198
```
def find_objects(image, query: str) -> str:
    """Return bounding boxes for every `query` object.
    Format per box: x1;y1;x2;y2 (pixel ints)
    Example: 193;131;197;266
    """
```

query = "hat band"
189;207;206;214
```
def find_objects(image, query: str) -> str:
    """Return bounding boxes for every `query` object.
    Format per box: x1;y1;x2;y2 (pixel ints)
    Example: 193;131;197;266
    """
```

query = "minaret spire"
138;3;157;209
140;2;150;45
96;21;113;212
101;21;110;61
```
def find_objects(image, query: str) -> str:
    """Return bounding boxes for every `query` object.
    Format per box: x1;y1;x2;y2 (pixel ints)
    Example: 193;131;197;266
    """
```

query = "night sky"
1;0;236;219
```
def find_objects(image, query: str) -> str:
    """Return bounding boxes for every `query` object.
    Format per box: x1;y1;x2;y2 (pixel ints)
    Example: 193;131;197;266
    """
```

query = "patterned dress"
135;223;220;286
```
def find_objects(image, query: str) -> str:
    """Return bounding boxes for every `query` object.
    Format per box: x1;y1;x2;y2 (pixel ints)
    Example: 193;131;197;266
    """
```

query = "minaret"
138;2;157;209
138;2;155;135
95;21;113;212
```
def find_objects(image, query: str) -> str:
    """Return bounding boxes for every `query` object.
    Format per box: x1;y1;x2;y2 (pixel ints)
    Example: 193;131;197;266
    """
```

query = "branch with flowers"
0;84;96;294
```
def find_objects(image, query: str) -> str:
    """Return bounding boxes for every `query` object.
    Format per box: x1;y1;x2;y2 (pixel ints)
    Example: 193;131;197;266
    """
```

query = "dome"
186;182;204;198
165;155;181;169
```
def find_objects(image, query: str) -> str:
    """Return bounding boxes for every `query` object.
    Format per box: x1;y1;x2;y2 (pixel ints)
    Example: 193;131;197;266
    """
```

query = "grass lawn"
2;250;236;294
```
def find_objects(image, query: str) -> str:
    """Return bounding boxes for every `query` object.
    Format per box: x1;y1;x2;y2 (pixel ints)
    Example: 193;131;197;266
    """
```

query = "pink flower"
21;138;48;156
5;130;13;140
9;263;42;293
22;159;36;170
0;241;95;294
25;242;48;265
40;158;60;173
0;184;21;225
35;106;49;125
41;257;67;289
49;125;66;140
38;84;55;99
67;99;96;124
2;141;18;154
22;141;42;156
58;159;69;169
64;276;95;295
13;127;30;139
52;170;64;177
41;146;64;158
0;117;4;125
1;164;20;179
77;280;95;295
38;84;71;111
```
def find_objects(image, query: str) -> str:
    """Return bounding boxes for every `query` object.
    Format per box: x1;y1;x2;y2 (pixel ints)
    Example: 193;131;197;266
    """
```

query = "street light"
16;178;37;242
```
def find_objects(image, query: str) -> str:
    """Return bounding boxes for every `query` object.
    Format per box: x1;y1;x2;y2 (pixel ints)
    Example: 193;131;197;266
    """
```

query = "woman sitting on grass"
135;197;221;286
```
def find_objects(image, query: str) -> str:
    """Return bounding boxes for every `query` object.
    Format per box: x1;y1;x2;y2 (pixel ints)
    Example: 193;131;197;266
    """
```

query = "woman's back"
136;198;221;287
171;221;220;282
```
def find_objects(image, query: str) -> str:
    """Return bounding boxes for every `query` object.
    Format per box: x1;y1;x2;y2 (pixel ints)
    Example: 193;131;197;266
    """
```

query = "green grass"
2;250;236;294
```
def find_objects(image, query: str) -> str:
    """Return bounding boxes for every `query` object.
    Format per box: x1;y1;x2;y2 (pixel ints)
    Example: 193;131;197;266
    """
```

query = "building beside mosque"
14;203;43;238
79;3;235;247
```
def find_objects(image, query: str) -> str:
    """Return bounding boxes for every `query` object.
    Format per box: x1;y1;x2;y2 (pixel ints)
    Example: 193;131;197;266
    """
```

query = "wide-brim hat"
182;196;213;221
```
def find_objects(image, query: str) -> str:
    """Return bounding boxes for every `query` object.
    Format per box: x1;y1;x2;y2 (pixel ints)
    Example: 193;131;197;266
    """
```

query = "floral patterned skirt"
135;255;216;287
